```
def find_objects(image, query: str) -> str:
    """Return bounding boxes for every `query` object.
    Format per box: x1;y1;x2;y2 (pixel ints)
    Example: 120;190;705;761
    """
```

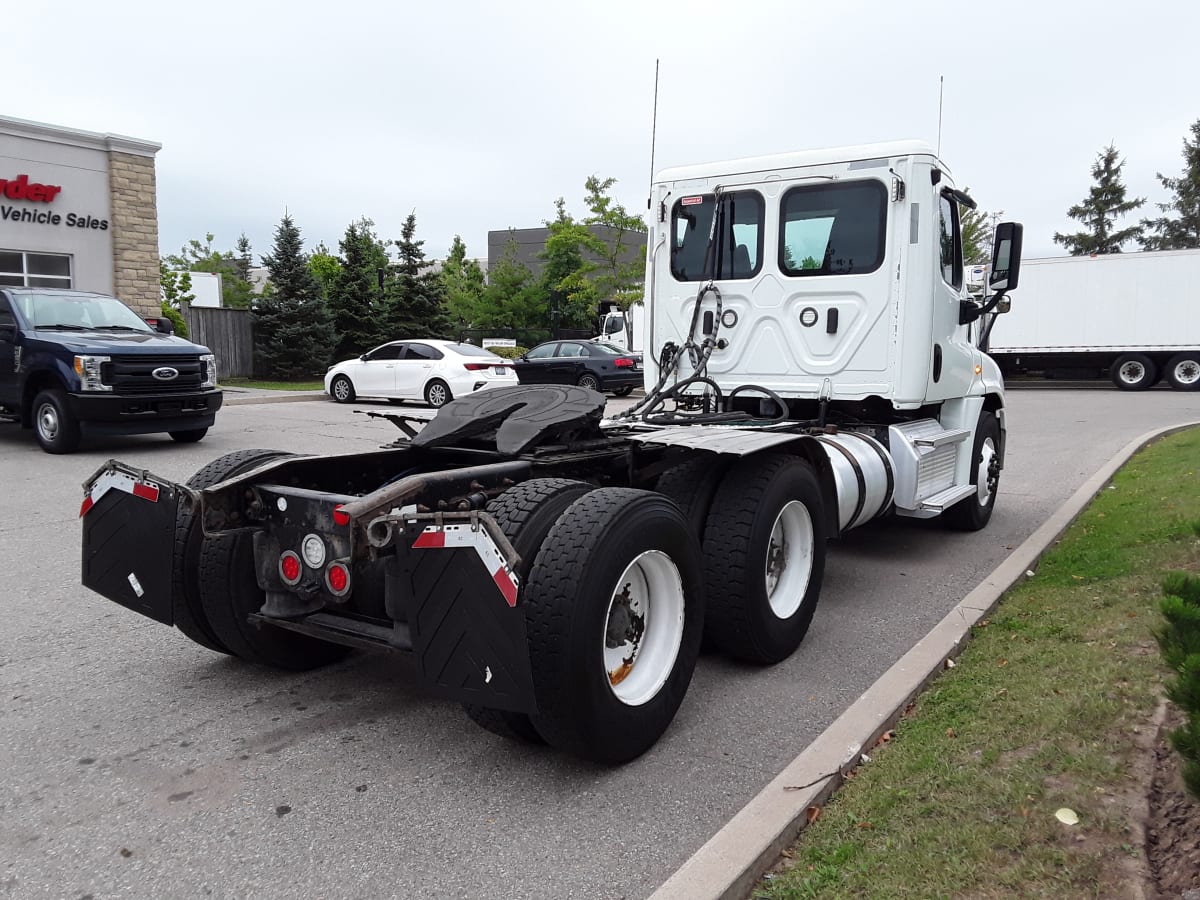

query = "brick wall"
108;151;160;317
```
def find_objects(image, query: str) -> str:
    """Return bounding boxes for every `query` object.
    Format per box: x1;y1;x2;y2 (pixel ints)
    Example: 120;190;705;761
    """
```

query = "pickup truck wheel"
463;477;593;744
1110;353;1157;391
32;389;81;454
169;427;208;443
173;449;294;655
524;488;704;763
330;375;356;403
1166;352;1200;391
702;453;827;664
944;412;1002;531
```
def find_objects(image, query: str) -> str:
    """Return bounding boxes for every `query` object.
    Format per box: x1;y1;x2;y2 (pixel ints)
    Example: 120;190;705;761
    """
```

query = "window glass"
405;343;444;361
938;193;964;290
0;275;22;287
0;251;72;287
671;191;764;282
366;344;403;361
0;296;13;328
525;343;556;359
14;291;149;330
557;342;587;358
448;342;498;358
779;181;887;277
26;254;71;277
0;251;21;274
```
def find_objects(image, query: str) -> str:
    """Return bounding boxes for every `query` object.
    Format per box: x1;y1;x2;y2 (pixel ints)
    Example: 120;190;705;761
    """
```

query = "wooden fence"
182;306;254;379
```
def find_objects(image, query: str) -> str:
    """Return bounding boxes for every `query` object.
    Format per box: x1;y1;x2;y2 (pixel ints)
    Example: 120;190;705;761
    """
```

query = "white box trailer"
987;249;1200;390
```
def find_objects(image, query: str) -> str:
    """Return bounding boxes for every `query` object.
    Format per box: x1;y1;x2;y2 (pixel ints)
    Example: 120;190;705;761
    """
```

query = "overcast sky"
8;0;1199;265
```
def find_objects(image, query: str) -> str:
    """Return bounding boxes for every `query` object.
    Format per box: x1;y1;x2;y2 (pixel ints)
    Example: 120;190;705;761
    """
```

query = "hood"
29;329;212;355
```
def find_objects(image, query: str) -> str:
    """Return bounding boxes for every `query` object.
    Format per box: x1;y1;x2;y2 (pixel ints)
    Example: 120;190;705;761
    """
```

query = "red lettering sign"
0;175;63;203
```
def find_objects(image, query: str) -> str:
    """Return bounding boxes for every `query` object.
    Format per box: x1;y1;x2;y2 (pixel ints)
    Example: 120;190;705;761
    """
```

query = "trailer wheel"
173;449;295;655
701;453;827;664
524;489;704;763
1110;353;1157;391
654;457;730;542
462;477;593;744
1166;352;1200;391
943;412;1001;532
198;516;351;671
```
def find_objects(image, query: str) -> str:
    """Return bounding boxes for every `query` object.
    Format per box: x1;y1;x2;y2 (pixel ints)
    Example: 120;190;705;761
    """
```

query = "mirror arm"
959;288;1008;326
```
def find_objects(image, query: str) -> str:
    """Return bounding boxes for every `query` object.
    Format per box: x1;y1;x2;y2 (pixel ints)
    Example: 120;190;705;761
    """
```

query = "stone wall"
108;151;160;317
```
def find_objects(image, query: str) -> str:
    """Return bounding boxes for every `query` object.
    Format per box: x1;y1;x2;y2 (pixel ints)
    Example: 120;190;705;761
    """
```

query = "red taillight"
279;551;302;585
463;363;491;371
326;561;350;595
332;505;350;526
614;357;635;368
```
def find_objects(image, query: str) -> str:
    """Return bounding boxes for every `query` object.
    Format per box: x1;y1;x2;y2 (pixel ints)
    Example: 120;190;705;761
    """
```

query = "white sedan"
324;339;518;407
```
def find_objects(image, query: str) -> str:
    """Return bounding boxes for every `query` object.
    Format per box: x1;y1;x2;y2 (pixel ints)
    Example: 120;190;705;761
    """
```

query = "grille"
106;355;204;395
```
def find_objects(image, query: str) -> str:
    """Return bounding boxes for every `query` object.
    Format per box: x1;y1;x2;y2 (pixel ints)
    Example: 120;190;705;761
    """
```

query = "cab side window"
0;296;14;328
939;193;964;290
405;343;444;361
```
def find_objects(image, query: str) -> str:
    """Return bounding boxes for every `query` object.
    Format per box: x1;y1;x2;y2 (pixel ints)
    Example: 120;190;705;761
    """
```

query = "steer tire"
943;412;1002;532
463;477;594;745
524;488;704;763
173;449;294;655
32;389;81;454
701;453;827;665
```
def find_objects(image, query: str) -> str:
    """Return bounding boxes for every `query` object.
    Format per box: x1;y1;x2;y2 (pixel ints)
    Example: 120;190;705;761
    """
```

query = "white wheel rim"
1118;361;1145;384
764;500;814;619
1174;359;1200;385
976;437;997;505
37;403;59;441
602;550;685;706
429;384;447;406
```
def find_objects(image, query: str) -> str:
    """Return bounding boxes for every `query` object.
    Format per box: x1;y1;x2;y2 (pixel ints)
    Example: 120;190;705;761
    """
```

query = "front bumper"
68;389;223;434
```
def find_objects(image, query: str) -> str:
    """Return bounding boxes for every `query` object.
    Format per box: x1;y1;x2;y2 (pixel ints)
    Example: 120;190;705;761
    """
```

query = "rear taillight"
332;505;350;526
326;561;351;596
279;551;302;586
463;363;490;371
614;357;635;368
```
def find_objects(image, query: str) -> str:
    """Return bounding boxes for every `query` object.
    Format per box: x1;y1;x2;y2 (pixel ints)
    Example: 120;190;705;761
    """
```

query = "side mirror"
988;222;1024;292
995;296;1012;314
146;317;175;334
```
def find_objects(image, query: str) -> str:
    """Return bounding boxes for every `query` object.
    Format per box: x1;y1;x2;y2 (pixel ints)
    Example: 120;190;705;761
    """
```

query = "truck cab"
0;287;223;452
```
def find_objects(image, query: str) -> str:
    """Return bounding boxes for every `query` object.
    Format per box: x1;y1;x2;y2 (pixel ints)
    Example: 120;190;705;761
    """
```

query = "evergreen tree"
441;235;488;328
957;188;995;266
252;214;338;378
1053;145;1144;255
383;213;452;339
234;233;253;282
1140;119;1200;251
327;219;388;357
476;237;545;329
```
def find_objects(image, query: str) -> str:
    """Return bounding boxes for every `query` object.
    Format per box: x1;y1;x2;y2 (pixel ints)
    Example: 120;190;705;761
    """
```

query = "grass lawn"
221;378;324;391
756;427;1200;899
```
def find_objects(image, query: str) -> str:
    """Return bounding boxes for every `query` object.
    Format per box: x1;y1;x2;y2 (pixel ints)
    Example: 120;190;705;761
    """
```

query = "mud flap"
389;521;537;715
80;463;181;626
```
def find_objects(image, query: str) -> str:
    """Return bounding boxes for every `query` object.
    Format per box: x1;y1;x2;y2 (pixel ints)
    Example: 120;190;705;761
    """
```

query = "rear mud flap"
80;463;182;626
389;522;537;715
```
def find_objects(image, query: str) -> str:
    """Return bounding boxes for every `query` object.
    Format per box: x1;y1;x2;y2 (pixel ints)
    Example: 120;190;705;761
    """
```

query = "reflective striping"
412;523;520;607
80;469;161;517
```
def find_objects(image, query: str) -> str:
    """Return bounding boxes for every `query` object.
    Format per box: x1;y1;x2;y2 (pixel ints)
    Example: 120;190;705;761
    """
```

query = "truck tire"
524;488;704;763
198;493;351;671
424;379;452;408
1110;353;1157;391
330;374;356;403
1165;352;1200;391
169;427;208;443
32;389;81;454
173;449;294;655
463;477;593;744
943;412;1001;532
654;457;731;542
701;453;826;664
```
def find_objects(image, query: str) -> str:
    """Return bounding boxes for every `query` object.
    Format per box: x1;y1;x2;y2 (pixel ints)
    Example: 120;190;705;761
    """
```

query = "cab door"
0;295;21;406
925;190;975;401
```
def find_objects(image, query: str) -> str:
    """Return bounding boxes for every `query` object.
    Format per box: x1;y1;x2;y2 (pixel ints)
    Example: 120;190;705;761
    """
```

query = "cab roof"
654;140;946;185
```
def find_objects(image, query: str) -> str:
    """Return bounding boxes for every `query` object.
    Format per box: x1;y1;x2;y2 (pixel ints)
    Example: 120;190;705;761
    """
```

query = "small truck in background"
986;248;1200;391
80;141;1022;762
0;287;222;452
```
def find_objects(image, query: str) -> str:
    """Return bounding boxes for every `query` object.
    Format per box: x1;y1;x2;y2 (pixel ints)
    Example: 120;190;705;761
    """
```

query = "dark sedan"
512;340;643;395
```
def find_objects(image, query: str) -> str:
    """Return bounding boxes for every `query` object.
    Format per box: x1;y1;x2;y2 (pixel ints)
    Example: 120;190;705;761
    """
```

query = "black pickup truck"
0;287;223;453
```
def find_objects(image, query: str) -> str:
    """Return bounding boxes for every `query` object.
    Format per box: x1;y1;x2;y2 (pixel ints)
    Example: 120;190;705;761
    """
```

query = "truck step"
248;611;413;653
918;484;978;512
912;428;970;448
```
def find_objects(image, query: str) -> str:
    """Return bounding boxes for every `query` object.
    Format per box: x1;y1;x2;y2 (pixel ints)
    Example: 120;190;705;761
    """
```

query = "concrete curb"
648;419;1200;900
224;393;327;406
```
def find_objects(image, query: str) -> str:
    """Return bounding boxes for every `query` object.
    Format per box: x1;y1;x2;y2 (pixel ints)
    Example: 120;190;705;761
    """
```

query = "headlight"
74;355;111;392
200;353;217;388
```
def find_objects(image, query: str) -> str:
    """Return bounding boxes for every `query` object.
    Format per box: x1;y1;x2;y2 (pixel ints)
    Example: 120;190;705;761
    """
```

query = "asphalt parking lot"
2;389;1200;899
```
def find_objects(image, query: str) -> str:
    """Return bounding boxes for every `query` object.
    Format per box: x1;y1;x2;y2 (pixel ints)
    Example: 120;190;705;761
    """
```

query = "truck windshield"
14;292;153;332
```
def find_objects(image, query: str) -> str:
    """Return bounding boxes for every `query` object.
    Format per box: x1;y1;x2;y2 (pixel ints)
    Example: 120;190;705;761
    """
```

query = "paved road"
2;390;1199;899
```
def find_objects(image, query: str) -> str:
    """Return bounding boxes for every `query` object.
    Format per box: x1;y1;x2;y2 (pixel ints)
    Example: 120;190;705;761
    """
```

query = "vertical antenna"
937;75;944;156
648;59;660;197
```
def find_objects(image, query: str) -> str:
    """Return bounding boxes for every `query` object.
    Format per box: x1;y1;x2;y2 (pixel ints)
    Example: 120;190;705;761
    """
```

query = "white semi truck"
987;249;1200;391
594;303;645;353
79;140;1023;763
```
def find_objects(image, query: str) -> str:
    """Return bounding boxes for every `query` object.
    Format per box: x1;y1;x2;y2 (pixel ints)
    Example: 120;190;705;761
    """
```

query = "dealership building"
0;115;161;317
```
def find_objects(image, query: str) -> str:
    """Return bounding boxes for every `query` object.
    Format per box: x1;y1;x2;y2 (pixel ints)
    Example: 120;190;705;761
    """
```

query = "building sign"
0;174;107;230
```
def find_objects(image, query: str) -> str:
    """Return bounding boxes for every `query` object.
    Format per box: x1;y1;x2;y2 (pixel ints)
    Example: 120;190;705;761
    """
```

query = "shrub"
1158;571;1200;798
159;301;188;339
488;346;528;359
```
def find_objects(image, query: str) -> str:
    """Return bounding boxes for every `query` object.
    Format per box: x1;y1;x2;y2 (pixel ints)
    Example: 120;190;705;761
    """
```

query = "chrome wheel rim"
977;437;998;505
602;550;685;707
764;500;814;619
1174;359;1200;386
